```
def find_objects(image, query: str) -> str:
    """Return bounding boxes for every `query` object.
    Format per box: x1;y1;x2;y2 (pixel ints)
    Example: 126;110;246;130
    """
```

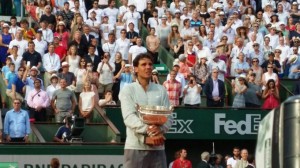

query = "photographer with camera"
53;116;72;143
183;75;202;107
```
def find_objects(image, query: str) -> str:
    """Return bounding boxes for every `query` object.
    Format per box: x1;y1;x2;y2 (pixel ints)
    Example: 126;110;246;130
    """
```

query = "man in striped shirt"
163;70;182;106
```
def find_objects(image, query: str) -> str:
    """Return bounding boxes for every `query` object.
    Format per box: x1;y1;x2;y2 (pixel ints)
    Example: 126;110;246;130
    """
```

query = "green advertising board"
0;162;18;168
105;107;269;140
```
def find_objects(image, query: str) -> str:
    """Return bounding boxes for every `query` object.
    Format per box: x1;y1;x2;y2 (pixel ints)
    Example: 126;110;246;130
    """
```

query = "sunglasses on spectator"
252;60;258;62
275;51;281;53
267;67;273;68
253;45;259;47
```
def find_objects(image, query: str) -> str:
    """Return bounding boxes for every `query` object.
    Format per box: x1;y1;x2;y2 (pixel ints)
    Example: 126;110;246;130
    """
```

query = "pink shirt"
27;89;50;108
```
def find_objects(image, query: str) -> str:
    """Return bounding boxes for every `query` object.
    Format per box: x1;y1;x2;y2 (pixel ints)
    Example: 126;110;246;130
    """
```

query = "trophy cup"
136;104;174;145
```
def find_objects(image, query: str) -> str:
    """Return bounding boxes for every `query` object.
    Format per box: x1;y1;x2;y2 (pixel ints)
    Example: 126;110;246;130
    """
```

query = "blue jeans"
14;0;21;16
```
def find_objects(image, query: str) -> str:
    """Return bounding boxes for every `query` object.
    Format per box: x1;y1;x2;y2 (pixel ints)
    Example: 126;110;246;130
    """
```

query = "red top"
172;158;192;168
187;53;196;67
54;46;67;61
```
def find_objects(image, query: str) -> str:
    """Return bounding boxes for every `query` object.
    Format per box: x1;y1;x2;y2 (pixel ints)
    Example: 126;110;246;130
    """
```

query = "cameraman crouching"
53;116;72;143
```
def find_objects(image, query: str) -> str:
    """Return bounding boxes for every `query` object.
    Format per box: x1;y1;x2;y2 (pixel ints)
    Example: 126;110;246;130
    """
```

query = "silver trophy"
136;104;173;145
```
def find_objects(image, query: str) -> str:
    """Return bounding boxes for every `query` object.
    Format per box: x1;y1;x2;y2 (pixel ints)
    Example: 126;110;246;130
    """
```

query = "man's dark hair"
50;158;60;168
247;154;254;163
10;16;17;21
133;53;153;67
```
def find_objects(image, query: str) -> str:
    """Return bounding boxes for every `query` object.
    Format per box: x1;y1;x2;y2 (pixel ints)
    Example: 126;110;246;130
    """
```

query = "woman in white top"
115;15;126;40
8;46;22;73
46;74;61;100
74;58;87;93
262;63;279;90
66;45;80;74
79;81;95;123
183;75;202;106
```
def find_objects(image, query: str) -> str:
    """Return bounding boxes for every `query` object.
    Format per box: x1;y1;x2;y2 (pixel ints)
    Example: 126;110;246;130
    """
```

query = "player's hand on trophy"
151;134;166;146
147;125;161;136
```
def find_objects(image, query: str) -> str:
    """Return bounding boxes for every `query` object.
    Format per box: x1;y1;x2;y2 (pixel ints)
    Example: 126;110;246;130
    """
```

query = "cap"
125;64;131;67
238;74;246;79
199;55;207;60
57;21;65;26
173;58;180;67
171;22;178;27
212;53;219;59
289;54;298;64
62;62;69;67
293;2;298;5
253;41;259;45
128;3;136;7
30;66;40;75
279;21;285;25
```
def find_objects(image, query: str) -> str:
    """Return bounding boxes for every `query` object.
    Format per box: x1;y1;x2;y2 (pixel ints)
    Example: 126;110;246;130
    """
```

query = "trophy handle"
169;105;174;111
135;104;140;111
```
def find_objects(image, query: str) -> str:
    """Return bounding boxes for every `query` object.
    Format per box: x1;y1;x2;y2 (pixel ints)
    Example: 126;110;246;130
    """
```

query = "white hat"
62;62;69;67
199;55;207;60
173;58;180;66
152;69;158;74
293;2;298;5
178;54;186;61
253;41;259;45
289;54;298;64
30;66;40;75
278;21;285;25
175;9;181;13
161;15;167;19
128;3;136;7
2;23;9;28
238;74;246;79
219;11;225;15
57;21;65;26
208;8;216;13
125;64;131;67
50;73;59;81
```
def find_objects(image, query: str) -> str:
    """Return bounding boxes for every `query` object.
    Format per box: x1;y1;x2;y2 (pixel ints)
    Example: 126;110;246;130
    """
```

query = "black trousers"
10;137;25;142
28;107;47;122
207;99;224;107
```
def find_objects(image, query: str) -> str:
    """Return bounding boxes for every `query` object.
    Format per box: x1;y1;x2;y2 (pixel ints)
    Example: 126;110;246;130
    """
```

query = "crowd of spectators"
1;0;300;135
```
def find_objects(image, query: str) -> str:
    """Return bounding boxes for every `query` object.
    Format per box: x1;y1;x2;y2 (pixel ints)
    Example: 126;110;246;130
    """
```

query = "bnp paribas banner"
105;107;270;140
0;155;123;168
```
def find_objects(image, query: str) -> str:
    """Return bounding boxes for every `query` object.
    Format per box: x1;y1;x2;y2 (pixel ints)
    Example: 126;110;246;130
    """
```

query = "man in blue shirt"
6;66;28;102
53;116;72;143
4;98;31;142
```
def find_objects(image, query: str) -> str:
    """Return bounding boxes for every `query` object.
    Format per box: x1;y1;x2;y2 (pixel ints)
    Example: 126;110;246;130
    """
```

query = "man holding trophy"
119;53;173;168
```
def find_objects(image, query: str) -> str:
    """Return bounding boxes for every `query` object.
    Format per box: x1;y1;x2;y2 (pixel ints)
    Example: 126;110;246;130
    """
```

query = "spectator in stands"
50;158;60;168
4;98;31;142
27;79;50;121
38;20;54;44
71;0;88;22
84;45;101;72
98;90;116;107
0;23;12;65
173;38;185;59
169;150;181;168
88;0;103;23
53;34;67;61
227;147;241;168
8;30;28;58
79;81;95;123
248;41;264;66
204;31;218;53
233;52;250;77
52;78;77;123
232;74;248;108
99;14;115;44
208;53;227;81
128;37;147;64
212;154;224;168
8;16;21;38
288;54;300;79
111;52;125;102
102;33;118;63
86;11;100;42
103;0;118;25
163;70;182;106
147;9;160;32
57;2;74;30
142;1;154;27
262;36;273;61
53;116;72;143
234;149;249;168
197;151;210;168
183;75;201;107
172;149;192;168
126;22;139;46
1;57;12;78
20;19;36;42
157;15;170;51
261;52;281;74
8;46;22;74
69;31;85;57
58;62;76;89
180;18;195;42
245;73;262;108
24;66;44;102
74;58;87;92
167;63;186;104
262;79;280;109
5;63;16;86
185;41;197;69
146;27;160;64
66;45;80;74
168;23;181;54
43;43;61;87
6;66;28;102
115;29;131;63
97;52;115;98
22;42;42;69
81;25;94;49
262;63;279;90
151;69;160;84
114;15;126;40
230;38;246;76
204;67;225;107
192;55;209;89
33;31;48;58
115;64;134;91
53;21;69;50
46;74;61;100
178;54;191;80
83;62;99;101
40;5;57;28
